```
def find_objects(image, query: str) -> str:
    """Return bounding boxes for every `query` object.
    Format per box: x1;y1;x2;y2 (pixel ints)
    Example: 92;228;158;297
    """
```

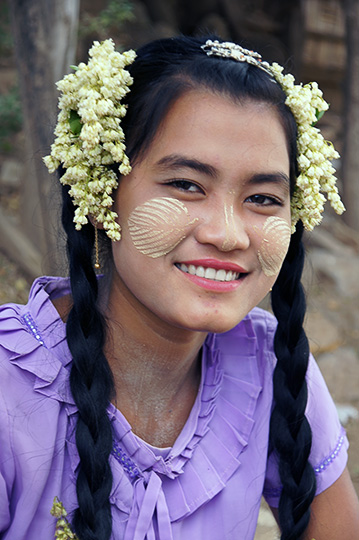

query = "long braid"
61;184;115;540
270;222;316;540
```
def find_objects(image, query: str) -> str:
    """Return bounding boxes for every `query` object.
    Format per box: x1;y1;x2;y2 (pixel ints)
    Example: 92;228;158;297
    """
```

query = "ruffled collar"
1;276;263;525
106;318;262;522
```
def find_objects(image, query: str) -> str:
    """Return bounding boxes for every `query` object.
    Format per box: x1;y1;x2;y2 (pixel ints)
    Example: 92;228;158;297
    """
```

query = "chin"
206;321;242;334
183;314;245;335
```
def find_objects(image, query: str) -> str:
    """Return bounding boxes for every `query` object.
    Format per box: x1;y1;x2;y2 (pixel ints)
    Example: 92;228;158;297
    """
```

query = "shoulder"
0;276;71;405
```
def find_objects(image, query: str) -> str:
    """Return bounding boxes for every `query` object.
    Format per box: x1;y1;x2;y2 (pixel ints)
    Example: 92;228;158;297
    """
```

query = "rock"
308;248;359;298
0;159;23;189
305;309;343;355
254;503;278;540
317;347;359;402
256;505;277;527
335;404;359;425
308;227;356;257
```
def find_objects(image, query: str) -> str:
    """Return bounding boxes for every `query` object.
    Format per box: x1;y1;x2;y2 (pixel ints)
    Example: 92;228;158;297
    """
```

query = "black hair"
62;181;114;540
271;222;316;539
62;34;315;540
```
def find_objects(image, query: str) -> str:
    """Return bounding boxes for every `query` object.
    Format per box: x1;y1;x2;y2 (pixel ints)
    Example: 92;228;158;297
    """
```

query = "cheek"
127;197;197;258
257;216;291;276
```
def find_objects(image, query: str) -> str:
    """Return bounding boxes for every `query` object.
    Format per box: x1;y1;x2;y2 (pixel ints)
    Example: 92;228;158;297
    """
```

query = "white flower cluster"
202;40;345;232
44;39;136;241
45;38;345;241
268;63;345;232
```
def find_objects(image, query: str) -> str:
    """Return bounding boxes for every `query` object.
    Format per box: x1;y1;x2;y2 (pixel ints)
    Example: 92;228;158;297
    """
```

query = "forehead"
143;90;290;175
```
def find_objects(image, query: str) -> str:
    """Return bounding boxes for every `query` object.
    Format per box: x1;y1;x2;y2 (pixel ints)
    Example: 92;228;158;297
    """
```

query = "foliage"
0;86;23;152
79;0;134;39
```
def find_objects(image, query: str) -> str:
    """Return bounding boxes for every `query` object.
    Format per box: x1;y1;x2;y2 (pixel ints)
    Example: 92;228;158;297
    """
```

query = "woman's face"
109;91;291;334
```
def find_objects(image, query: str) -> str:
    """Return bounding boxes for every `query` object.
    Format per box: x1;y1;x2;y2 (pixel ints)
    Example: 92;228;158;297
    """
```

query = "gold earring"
94;224;101;270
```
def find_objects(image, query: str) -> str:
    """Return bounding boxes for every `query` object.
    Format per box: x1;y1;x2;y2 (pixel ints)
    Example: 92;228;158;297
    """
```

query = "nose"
194;200;250;252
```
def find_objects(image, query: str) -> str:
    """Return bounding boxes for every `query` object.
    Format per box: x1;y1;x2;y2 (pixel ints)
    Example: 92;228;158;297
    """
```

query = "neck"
103;279;207;447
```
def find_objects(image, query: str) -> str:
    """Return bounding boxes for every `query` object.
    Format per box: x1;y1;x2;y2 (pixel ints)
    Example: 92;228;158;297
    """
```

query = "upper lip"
178;259;247;273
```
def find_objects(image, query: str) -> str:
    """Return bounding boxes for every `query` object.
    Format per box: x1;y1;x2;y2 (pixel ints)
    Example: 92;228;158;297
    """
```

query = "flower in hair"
269;63;345;231
51;497;78;539
201;40;345;232
43;39;136;241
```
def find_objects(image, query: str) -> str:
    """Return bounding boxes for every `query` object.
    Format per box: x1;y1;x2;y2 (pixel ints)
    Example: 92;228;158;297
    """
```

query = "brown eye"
246;194;281;206
168;180;203;193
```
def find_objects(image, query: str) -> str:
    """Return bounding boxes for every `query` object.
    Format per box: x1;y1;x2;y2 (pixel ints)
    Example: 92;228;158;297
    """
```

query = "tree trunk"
342;0;359;231
9;0;79;274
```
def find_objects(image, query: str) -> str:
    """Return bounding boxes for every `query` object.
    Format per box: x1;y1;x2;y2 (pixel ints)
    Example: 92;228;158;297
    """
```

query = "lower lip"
177;268;243;292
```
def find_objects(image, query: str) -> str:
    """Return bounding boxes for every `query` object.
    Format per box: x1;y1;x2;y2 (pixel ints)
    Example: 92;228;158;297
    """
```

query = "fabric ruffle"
98;315;263;523
1;277;263;535
0;277;76;409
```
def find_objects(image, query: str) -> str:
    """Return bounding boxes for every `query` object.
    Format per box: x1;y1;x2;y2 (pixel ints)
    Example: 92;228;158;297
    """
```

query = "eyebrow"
156;154;218;179
155;153;290;187
248;172;290;187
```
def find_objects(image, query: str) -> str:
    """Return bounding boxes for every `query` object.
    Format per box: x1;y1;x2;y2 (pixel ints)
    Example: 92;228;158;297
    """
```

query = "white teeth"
216;269;226;281
204;268;216;279
178;264;240;282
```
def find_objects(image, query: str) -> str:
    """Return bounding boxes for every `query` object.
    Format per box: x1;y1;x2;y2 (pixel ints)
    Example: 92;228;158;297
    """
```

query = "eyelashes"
245;194;283;206
165;179;204;194
165;180;285;206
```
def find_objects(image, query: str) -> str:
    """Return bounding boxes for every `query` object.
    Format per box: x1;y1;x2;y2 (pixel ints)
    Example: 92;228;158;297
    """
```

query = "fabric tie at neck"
124;471;173;540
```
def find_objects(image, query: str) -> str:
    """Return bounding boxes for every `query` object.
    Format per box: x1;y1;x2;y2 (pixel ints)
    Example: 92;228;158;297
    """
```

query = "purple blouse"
0;277;348;540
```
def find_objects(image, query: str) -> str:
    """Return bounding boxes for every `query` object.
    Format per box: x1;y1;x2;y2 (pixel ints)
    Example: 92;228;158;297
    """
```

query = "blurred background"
0;1;358;538
1;0;358;280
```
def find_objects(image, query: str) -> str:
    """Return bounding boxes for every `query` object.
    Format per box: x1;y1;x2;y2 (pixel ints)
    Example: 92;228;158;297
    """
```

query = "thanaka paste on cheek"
257;216;291;276
128;197;198;258
222;200;237;251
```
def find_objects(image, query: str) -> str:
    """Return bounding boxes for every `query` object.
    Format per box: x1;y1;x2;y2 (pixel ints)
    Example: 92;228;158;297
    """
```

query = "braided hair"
61;35;315;539
62;181;114;540
271;222;316;539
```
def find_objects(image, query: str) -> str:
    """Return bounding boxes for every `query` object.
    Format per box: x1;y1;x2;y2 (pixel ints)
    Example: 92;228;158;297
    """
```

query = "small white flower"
43;39;136;240
266;61;344;231
44;38;345;240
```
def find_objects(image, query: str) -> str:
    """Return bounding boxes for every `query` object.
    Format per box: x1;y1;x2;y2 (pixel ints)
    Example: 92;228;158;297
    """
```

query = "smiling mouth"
175;263;243;282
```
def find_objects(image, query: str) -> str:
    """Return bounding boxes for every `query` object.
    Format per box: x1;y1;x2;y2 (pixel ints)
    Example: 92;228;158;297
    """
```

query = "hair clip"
201;39;272;75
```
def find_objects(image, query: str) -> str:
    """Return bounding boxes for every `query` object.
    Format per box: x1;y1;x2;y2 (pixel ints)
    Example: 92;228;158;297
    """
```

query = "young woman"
0;36;358;540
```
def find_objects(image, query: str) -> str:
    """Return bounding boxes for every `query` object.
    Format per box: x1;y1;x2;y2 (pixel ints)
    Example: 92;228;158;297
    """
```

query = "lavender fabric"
0;277;348;540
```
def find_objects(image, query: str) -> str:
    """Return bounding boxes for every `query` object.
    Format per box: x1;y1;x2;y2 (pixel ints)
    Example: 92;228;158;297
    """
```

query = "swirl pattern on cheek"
128;197;197;258
258;217;291;276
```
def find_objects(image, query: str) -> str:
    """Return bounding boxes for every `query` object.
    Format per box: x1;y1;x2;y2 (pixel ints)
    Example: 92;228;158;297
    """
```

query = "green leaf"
69;110;82;136
316;109;325;121
311;108;327;127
